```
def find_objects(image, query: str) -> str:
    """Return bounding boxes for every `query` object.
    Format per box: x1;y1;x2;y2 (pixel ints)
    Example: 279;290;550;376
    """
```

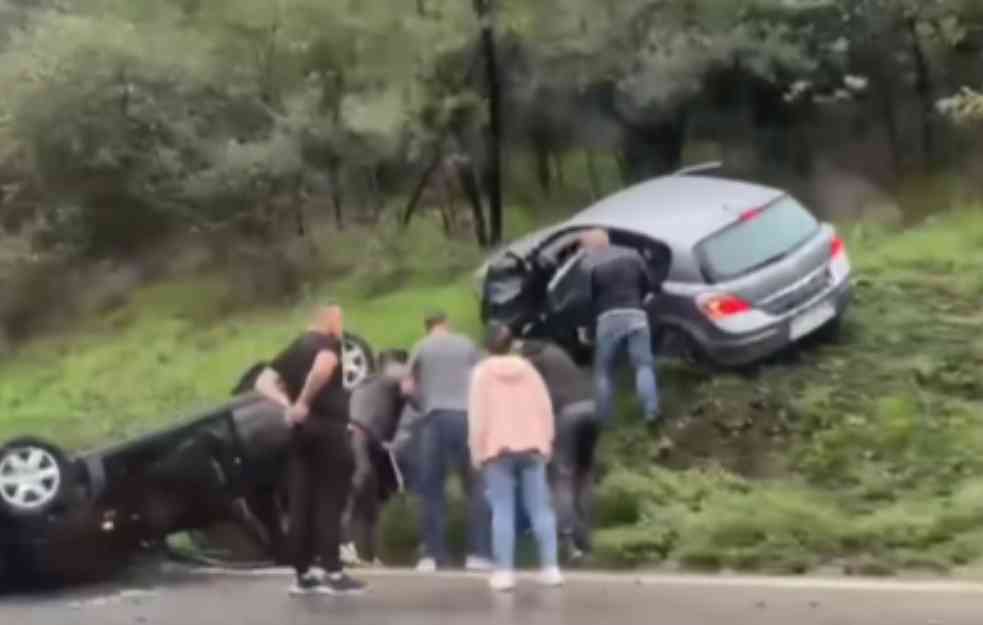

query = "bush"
593;525;675;569
674;485;845;573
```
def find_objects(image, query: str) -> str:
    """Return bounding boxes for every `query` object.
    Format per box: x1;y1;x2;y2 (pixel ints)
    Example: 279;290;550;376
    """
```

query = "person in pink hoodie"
468;322;563;591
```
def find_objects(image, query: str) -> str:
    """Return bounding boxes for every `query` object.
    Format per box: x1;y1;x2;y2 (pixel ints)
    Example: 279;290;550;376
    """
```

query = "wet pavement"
3;566;983;625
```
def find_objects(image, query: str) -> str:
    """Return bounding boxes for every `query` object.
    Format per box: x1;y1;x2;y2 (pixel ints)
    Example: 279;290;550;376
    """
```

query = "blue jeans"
418;410;491;565
483;452;558;571
594;310;660;422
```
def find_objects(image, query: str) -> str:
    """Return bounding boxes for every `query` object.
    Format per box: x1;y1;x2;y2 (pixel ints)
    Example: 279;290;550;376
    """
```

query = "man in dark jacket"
579;229;661;424
517;337;599;560
258;305;365;596
343;349;411;565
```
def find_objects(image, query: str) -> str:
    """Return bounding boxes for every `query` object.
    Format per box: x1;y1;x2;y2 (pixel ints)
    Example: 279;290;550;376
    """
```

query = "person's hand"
274;393;291;409
286;402;309;427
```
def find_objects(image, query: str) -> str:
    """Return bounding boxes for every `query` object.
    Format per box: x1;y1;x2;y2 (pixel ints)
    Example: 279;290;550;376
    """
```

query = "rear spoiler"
672;161;723;176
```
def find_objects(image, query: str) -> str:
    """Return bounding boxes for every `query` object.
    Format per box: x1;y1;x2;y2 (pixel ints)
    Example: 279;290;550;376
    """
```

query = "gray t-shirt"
409;332;482;415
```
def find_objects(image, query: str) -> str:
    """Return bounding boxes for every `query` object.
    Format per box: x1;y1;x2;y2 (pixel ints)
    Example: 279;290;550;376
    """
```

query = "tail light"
701;294;752;320
831;235;846;258
739;207;765;222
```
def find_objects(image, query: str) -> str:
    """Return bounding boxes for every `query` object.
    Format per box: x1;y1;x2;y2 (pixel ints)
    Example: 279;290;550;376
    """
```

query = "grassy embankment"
3;203;983;576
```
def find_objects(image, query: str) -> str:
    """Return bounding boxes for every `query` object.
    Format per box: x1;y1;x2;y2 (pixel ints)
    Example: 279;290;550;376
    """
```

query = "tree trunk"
439;202;453;236
475;0;504;246
330;164;344;230
906;17;935;169
454;157;489;247
533;136;552;196
881;89;901;177
585;149;601;200
553;152;565;188
615;152;630;184
368;166;384;223
402;151;444;227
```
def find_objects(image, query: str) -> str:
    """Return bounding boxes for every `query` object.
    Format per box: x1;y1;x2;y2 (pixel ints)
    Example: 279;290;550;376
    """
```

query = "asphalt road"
3;566;983;625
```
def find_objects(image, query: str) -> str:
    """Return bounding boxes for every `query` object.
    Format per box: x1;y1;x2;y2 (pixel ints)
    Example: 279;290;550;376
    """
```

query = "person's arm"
254;367;291;407
287;349;339;424
297;350;339;407
636;253;658;304
531;367;555;457
467;366;487;469
401;341;423;397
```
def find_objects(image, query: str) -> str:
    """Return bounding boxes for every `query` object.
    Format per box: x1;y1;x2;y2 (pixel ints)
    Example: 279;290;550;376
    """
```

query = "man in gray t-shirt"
403;311;491;571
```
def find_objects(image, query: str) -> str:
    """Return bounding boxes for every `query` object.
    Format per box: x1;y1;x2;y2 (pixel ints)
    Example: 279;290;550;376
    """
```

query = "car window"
697;195;819;281
484;256;525;304
486;274;524;304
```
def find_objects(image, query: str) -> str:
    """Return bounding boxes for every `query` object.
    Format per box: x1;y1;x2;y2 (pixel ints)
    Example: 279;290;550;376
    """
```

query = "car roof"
565;174;786;248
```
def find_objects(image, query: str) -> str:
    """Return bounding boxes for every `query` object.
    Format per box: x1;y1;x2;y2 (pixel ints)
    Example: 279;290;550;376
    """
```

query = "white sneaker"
539;567;565;587
465;556;494;571
340;542;362;565
489;570;516;592
415;557;437;573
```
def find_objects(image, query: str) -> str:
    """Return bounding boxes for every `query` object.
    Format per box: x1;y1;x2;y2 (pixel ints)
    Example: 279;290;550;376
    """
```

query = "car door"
544;247;593;345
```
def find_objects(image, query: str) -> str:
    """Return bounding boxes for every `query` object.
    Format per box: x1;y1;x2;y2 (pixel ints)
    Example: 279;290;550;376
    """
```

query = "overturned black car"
0;333;379;590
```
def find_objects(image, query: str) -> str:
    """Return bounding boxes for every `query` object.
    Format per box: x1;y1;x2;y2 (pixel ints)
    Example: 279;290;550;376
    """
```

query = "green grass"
4;204;983;575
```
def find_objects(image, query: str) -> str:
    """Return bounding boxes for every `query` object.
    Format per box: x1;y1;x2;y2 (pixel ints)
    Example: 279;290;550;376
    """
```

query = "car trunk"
697;196;836;315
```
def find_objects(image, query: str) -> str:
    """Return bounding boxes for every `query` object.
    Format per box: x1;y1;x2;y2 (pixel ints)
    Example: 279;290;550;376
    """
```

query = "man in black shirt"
579;229;661;424
260;305;365;596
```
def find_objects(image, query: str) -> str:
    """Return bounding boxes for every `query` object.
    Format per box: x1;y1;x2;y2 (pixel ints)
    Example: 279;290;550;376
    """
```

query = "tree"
504;0;825;182
473;0;504;246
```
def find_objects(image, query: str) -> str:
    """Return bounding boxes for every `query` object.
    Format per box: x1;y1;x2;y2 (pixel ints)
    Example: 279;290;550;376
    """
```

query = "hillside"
3;209;983;575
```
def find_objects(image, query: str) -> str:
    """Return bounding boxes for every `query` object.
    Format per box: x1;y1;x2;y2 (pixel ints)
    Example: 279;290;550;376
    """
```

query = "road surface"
3;565;983;625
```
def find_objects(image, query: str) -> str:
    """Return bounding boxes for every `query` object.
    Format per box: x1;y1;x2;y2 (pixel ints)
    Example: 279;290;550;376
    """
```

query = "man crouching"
342;349;412;566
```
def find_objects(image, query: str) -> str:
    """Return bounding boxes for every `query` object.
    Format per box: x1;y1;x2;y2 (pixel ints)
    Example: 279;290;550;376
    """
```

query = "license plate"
790;301;836;340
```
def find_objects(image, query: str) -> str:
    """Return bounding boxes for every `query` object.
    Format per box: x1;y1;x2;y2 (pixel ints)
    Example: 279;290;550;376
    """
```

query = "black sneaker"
322;572;367;595
289;573;324;596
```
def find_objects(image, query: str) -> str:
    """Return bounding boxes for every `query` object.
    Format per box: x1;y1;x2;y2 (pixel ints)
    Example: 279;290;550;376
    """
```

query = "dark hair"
424;310;448;332
485;322;513;355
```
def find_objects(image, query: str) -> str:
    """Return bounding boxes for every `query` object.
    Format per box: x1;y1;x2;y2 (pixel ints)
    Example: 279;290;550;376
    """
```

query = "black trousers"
344;428;382;562
552;406;601;552
287;422;354;575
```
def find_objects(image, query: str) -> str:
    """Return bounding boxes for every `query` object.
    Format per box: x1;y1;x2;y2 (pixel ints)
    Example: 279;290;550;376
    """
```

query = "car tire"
0;437;69;520
657;327;710;368
342;332;375;390
814;316;844;344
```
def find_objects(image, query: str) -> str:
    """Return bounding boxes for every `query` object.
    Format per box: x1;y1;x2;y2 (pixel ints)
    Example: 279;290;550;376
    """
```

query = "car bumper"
698;279;852;367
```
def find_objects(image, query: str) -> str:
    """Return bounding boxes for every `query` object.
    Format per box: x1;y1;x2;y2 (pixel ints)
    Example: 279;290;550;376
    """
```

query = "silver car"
476;165;852;366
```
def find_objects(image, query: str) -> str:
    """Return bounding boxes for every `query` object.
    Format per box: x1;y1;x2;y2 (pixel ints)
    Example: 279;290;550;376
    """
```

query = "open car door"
545;248;593;346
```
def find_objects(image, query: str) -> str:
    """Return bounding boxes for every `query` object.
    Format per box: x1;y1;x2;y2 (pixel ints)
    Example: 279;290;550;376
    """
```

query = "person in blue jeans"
579;229;662;424
469;323;562;591
404;311;492;571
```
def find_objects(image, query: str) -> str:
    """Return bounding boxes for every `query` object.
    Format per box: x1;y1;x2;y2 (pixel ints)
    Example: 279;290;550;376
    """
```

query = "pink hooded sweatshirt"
468;354;555;468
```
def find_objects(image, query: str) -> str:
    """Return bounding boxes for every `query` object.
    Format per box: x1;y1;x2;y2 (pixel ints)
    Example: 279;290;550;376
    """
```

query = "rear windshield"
698;195;819;282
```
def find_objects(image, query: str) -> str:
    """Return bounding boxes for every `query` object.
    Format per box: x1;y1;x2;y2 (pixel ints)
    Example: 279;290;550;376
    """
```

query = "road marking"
189;566;983;594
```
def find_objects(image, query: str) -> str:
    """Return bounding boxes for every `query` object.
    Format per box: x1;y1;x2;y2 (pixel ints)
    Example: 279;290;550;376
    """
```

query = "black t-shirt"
270;331;349;424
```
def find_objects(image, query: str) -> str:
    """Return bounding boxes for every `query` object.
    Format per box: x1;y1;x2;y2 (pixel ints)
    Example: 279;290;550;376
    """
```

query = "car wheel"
342;332;375;390
658;327;711;368
814;315;844;344
0;437;68;519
